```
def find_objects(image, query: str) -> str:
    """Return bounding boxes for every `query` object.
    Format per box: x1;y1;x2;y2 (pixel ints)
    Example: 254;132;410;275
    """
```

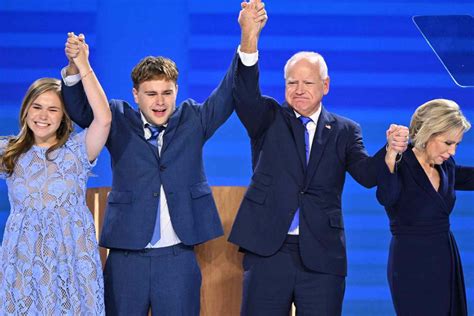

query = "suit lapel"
283;106;306;170
437;163;449;198
305;108;334;184
404;148;448;212
125;106;145;137
125;107;159;160
161;106;182;154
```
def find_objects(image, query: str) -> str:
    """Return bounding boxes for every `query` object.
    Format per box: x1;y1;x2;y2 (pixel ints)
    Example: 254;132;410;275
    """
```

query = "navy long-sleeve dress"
376;146;474;315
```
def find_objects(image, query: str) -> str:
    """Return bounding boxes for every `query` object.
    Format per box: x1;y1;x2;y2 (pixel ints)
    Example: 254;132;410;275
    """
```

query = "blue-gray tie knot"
298;116;312;127
146;124;165;141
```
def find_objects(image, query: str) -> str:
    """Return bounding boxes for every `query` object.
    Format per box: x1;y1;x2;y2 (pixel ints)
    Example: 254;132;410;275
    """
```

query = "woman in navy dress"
377;99;473;315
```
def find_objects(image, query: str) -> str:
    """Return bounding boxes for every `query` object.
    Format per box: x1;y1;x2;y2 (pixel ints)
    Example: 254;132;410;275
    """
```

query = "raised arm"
239;0;267;54
384;124;410;173
65;33;111;161
375;124;409;206
198;0;269;141
346;123;409;188
233;0;275;139
376;160;402;208
61;36;94;130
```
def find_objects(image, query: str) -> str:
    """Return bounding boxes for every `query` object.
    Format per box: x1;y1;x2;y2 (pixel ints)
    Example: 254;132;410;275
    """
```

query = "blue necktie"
289;116;312;232
146;124;165;148
146;124;165;244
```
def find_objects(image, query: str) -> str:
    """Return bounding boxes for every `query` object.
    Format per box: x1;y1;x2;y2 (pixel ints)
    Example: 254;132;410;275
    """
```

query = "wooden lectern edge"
86;186;250;316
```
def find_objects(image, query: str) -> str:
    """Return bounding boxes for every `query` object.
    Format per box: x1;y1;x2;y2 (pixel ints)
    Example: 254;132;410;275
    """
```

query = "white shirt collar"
293;103;322;124
140;112;167;129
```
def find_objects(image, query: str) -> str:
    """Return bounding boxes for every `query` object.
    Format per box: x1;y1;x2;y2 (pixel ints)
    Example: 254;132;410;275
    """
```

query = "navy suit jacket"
228;59;385;276
61;54;239;250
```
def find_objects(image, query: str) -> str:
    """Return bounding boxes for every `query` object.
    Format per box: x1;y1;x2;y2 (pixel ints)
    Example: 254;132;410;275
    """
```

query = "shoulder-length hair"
410;98;471;150
0;78;74;176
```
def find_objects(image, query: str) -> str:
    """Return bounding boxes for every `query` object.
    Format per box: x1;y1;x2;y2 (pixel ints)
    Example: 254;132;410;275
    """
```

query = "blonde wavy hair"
409;99;471;150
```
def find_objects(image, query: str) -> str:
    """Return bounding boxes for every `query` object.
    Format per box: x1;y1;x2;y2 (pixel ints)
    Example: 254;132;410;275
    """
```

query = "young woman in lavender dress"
0;33;111;315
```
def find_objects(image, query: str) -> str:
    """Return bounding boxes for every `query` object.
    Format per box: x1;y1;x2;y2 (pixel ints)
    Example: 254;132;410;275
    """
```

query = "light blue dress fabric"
0;130;104;315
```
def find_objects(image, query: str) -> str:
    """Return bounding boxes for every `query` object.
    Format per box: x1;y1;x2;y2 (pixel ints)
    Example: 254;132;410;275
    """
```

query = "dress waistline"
390;219;450;236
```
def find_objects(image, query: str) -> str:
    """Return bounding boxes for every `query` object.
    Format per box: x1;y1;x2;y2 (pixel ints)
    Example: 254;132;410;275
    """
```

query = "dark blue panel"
188;85;222;107
189;49;443;73
0;47;95;68
373;0;471;2
191;14;419;37
0;12;96;33
0;83;29;104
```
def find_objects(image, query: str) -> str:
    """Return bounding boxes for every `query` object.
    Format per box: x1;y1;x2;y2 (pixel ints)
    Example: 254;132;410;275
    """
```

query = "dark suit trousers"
104;244;201;316
241;236;345;316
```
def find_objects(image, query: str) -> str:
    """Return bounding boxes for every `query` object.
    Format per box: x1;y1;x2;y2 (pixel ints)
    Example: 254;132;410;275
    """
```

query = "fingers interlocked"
65;32;87;61
386;124;409;154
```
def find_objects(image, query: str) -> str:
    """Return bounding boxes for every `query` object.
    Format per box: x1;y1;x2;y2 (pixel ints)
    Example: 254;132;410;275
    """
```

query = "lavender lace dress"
0;130;104;315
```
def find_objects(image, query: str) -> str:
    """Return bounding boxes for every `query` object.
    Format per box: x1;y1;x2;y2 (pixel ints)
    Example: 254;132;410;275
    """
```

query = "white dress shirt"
288;108;321;235
141;115;181;248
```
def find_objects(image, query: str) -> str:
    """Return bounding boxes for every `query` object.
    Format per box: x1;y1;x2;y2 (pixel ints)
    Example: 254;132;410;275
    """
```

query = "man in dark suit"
228;1;408;315
59;13;261;312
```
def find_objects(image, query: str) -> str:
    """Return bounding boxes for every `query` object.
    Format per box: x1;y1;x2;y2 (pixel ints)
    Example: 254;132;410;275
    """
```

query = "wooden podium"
86;186;246;315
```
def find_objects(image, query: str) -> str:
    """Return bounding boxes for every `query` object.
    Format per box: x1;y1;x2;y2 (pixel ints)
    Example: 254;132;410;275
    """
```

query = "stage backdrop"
1;1;473;314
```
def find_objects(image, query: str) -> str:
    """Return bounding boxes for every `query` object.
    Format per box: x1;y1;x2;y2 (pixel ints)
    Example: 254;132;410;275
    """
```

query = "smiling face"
423;129;464;165
133;79;178;126
25;90;64;147
285;58;330;117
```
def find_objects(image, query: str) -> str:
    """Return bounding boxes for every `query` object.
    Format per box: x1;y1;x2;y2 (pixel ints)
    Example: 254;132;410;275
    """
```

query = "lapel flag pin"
325;124;331;129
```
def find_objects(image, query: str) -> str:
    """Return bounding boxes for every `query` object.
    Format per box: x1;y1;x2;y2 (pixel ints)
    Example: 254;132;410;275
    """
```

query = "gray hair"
284;51;328;80
410;99;471;149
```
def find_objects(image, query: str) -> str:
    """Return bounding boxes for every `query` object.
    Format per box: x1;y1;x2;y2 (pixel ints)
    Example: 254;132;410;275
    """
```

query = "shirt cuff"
61;67;81;86
237;45;258;67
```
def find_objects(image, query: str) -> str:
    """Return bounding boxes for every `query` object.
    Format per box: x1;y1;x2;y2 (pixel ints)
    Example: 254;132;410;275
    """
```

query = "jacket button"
300;191;305;194
153;192;159;197
160;165;166;171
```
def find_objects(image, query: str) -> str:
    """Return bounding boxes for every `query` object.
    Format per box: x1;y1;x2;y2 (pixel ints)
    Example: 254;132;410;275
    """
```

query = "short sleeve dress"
0;130;104;315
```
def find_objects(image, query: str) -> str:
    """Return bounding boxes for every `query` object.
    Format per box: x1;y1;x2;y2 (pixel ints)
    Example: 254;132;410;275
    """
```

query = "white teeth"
35;122;49;127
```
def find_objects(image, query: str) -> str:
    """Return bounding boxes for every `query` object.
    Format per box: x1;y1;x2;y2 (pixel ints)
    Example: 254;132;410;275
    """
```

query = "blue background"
0;1;473;314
